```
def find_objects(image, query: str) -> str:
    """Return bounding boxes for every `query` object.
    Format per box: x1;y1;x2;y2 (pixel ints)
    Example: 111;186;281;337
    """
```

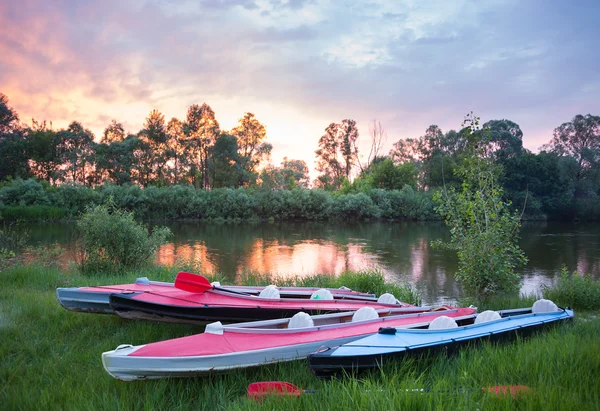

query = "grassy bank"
1;264;599;410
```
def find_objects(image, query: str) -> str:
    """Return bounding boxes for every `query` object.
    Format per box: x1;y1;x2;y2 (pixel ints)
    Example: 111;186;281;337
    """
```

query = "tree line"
0;94;308;190
1;92;599;220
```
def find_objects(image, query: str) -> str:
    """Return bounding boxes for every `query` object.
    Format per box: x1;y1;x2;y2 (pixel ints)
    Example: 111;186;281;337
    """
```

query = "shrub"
332;193;379;220
76;203;171;273
432;115;527;299
542;266;600;311
0;221;28;271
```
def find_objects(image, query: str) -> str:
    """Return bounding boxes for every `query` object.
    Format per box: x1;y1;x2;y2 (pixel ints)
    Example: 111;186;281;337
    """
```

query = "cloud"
0;0;598;172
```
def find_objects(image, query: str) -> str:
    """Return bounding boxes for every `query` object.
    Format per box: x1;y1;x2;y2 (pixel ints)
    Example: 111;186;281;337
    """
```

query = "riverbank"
1;263;599;410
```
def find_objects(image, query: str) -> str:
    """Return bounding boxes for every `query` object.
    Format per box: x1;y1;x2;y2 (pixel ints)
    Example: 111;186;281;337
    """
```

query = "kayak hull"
57;279;376;315
102;307;477;381
108;290;421;324
308;307;574;379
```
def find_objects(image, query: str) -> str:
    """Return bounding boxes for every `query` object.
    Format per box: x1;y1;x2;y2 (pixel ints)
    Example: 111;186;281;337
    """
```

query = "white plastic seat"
288;312;314;328
377;293;398;304
310;289;334;300
258;285;280;299
532;299;559;313
352;307;379;322
428;315;458;330
474;310;502;324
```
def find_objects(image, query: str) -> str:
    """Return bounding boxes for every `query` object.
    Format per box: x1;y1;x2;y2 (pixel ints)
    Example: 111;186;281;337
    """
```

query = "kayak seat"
428;315;458;330
532;299;559;313
259;285;280;299
288;312;314;328
474;310;502;324
310;289;334;300
352;307;379;322
377;293;398;304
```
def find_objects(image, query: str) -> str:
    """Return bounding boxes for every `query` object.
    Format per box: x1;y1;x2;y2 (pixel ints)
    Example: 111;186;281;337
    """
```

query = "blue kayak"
308;299;574;379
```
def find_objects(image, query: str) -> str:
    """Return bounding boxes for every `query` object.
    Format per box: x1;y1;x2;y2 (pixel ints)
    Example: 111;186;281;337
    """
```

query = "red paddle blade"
247;382;303;402
483;385;531;398
174;272;213;293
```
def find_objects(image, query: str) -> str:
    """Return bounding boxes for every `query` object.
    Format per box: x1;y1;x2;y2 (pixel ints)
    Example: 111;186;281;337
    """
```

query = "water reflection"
21;221;600;305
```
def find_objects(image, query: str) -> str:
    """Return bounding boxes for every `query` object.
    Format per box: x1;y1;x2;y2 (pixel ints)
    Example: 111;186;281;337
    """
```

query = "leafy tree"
231;113;271;184
185;103;220;188
0;94;29;180
27;120;60;183
139;109;169;185
482;119;524;161
56;121;95;185
502;151;577;219
368;159;418;190
101;120;125;144
166;118;186;184
315;119;359;189
432;114;527;299
94;136;138;185
0;93;19;134
210;133;244;188
260;157;310;190
543;114;600;189
280;157;310;188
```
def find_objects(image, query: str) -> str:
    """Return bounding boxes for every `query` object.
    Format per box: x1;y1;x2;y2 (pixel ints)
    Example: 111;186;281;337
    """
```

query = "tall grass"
1;263;599;410
543;266;600;311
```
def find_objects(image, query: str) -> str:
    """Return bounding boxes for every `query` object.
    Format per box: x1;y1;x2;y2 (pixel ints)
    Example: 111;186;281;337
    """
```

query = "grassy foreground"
1;264;599;410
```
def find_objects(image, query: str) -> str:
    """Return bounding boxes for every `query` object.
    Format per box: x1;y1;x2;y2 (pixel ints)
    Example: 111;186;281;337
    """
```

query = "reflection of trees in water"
18;221;600;303
159;221;463;303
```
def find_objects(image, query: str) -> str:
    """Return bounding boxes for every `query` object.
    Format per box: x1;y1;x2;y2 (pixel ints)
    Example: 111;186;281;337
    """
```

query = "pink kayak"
102;306;477;380
109;285;421;323
56;275;377;314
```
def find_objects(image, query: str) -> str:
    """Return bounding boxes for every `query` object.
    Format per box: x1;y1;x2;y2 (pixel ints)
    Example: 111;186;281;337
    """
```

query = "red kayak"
56;273;377;314
102;306;476;380
108;273;421;323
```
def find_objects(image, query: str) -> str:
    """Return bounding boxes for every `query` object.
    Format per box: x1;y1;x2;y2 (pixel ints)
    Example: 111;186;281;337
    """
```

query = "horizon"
1;0;599;179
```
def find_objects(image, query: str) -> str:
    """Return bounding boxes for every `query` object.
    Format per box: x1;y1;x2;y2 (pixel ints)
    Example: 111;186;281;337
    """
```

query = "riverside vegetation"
0;262;599;410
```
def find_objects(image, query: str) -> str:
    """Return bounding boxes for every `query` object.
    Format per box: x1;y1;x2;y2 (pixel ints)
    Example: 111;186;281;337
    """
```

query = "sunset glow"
2;0;599;179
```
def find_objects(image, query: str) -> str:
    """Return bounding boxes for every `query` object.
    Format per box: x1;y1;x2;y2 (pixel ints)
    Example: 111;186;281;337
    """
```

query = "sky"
1;0;599;178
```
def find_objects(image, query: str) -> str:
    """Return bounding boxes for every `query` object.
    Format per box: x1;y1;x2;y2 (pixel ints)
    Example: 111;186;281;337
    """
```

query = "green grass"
1;264;599;410
0;205;68;221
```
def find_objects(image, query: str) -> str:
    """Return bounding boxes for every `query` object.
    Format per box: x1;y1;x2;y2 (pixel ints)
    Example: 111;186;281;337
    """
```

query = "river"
22;221;600;304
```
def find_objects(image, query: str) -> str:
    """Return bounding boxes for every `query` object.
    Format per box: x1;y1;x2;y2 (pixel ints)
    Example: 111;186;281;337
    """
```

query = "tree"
0;94;29;180
209;133;244;188
355;120;387;173
56;121;95;185
432;113;527;299
101;120;125;144
260;157;310;190
95;136;138;185
166;118;186;184
482;119;524;161
185;103;220;188
543;114;600;187
231;113;271;186
368;158;418;190
139;109;169;185
27;120;60;183
314;119;359;189
389;138;420;165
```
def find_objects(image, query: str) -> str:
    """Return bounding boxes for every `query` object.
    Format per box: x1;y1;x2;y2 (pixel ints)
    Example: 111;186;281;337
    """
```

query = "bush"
542;267;600;311
76;203;171;273
0;221;28;271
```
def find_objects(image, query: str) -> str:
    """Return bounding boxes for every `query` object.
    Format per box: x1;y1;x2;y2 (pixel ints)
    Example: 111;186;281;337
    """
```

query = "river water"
22;221;600;304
